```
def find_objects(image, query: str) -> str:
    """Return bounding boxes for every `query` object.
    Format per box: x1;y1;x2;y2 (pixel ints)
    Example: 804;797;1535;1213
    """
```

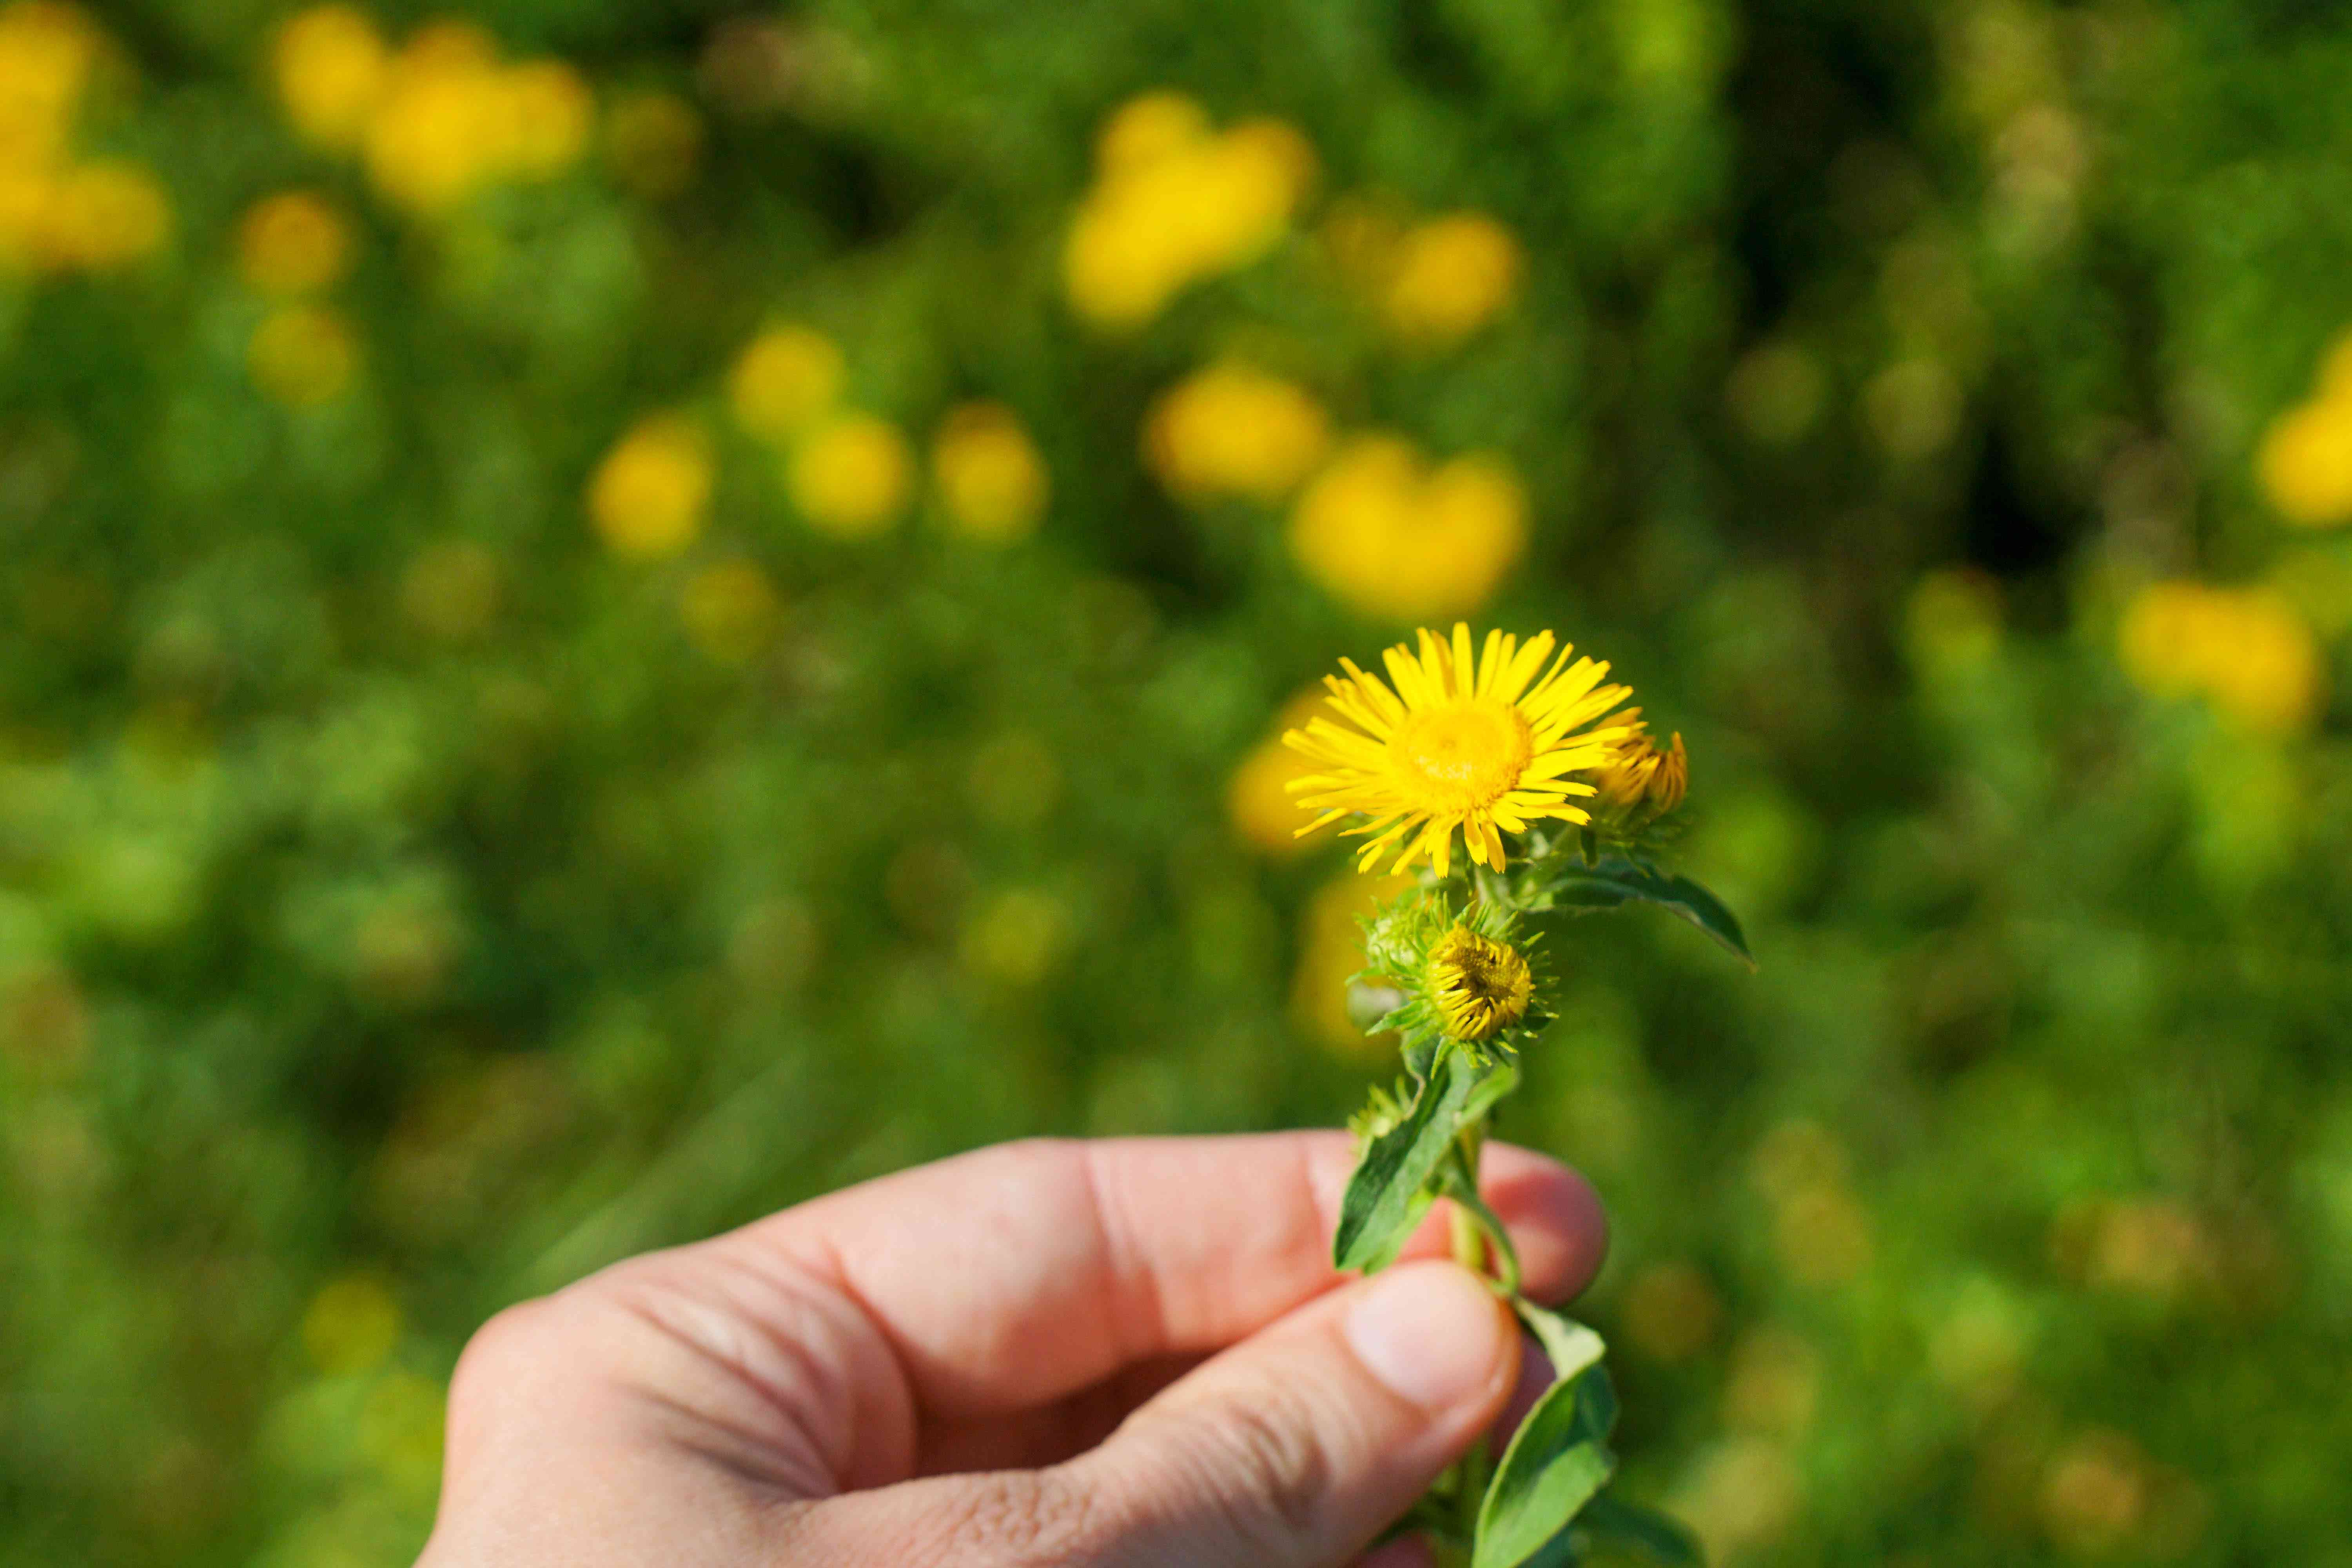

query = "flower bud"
1427;927;1533;1043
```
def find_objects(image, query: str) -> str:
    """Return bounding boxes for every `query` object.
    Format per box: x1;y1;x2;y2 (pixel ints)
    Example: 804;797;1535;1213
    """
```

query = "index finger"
715;1131;1603;1416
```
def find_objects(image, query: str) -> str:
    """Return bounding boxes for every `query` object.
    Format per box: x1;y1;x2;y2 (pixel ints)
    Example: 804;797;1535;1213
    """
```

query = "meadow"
4;0;2352;1562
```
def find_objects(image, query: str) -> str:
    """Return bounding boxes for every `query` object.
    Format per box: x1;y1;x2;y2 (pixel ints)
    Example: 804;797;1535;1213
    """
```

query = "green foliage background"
7;0;2352;1563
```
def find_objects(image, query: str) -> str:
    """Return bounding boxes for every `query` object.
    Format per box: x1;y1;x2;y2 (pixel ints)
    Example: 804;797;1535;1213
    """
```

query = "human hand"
417;1132;1606;1568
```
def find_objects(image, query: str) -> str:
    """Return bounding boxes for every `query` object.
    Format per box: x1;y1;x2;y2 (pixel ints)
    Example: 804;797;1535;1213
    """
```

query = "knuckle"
445;1296;562;1409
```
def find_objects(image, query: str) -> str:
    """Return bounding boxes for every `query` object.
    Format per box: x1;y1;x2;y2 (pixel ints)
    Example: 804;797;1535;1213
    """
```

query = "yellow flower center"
1390;700;1531;813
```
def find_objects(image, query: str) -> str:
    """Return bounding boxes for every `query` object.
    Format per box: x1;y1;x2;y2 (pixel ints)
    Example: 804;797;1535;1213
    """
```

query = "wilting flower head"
1426;926;1532;1042
1595;711;1688;826
1284;624;1632;876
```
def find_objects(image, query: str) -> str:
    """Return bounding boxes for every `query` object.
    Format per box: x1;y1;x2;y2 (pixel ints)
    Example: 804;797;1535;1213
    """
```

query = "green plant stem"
1450;1115;1493;1542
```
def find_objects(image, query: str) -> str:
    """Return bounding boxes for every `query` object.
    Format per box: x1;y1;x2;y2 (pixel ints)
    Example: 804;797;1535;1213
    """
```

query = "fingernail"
1343;1261;1509;1411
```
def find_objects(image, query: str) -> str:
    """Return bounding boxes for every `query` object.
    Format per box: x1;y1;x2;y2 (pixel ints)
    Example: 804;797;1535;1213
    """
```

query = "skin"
418;1131;1607;1568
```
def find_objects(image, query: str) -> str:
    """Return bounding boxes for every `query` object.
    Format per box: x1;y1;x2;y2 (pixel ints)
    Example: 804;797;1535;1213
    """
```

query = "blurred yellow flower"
2118;580;2324;735
1288;436;1527;620
1292;871;1412;1058
679;561;781;663
933;401;1049;544
248;304;359;407
728;325;844;443
0;0;96;168
1286;623;1632;876
34;159;167;270
356;23;594;216
1063;94;1317;330
1227;687;1332;854
1094;89;1210;178
604;88;701;200
2256;395;2352;528
272;5;388;152
1382;212;1523;346
588;414;711;559
492;59;592;178
235;189;353;297
361;25;505;214
1229;742;1312;854
788;413;911;538
1145;362;1331;505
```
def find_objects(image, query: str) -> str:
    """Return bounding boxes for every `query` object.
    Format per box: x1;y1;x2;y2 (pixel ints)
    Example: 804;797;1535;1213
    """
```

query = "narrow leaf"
1510;1299;1606;1385
1575;1495;1702;1566
1524;858;1754;969
1474;1364;1619;1568
1334;1049;1481;1271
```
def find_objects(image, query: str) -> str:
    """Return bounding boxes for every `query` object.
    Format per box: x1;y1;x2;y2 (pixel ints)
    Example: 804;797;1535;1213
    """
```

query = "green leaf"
1473;1363;1619;1568
1510;1298;1606;1384
1334;1048;1484;1271
1523;857;1754;969
1575;1495;1702;1566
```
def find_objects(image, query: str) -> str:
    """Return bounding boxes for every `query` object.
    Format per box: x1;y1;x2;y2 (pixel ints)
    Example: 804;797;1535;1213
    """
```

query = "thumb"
1067;1259;1520;1567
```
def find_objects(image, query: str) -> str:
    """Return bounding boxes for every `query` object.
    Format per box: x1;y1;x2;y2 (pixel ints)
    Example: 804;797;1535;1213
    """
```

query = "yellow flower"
1144;363;1331;504
235;189;353;297
933;401;1048;543
35;159;167;270
0;0;96;169
1383;212;1522;346
1292;871;1413;1058
1594;710;1688;822
362;24;505;214
1427;926;1533;1042
490;59;592;178
1288;436;1526;620
588;414;710;559
788;412;911;538
1225;688;1333;854
273;5;388;151
728;325;844;443
1093;89;1210;178
2118;580;2323;735
1285;623;1633;876
604;89;701;199
248;303;359;406
1062;101;1316;330
2256;395;2352;528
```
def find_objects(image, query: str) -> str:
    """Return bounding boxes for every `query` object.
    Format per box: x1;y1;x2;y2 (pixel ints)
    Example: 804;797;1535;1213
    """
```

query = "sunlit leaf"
1521;857;1754;968
1474;1362;1619;1568
1334;1048;1488;1271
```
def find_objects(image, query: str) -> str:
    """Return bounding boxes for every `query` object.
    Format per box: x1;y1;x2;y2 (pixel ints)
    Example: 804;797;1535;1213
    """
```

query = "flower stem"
1450;1116;1493;1541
